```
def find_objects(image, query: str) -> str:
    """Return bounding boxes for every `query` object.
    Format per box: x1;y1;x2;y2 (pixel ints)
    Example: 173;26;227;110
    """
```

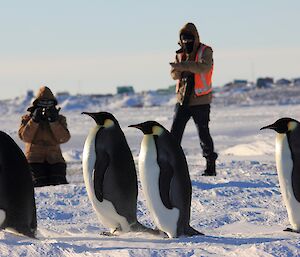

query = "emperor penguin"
0;131;37;237
129;121;203;238
82;112;157;235
261;117;300;233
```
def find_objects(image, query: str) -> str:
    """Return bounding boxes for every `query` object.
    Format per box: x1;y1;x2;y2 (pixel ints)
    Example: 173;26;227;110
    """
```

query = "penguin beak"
82;112;104;125
260;124;276;130
82;112;95;119
128;123;143;131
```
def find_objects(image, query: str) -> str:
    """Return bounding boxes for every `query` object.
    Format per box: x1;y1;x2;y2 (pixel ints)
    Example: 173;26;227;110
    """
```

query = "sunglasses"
181;39;194;44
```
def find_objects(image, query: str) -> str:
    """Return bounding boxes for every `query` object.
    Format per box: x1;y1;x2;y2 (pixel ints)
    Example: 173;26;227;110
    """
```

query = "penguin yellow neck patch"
152;126;164;136
103;119;114;128
288;121;298;131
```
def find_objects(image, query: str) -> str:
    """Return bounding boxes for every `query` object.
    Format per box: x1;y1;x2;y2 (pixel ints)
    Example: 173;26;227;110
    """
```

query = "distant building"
275;78;291;86
233;79;248;86
155;84;176;95
293;78;300;86
256;77;274;88
117;86;135;94
56;91;70;97
223;79;249;91
26;90;34;99
90;94;113;98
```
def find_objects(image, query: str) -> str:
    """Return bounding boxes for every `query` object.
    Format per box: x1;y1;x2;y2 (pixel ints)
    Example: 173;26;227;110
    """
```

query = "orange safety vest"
176;44;213;97
194;44;213;96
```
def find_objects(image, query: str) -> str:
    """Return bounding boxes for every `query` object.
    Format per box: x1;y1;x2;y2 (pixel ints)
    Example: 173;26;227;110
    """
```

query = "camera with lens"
181;73;194;106
31;99;59;122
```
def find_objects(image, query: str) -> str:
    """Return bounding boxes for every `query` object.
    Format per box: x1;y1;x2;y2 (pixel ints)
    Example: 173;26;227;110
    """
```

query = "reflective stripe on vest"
194;44;213;96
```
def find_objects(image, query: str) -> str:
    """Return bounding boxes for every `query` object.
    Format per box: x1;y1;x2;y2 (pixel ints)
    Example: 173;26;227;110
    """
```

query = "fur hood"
178;22;200;50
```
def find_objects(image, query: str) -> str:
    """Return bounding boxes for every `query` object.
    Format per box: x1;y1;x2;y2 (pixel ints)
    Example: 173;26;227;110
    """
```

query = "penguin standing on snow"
82;112;156;235
129;121;203;238
0;131;37;237
261;117;300;233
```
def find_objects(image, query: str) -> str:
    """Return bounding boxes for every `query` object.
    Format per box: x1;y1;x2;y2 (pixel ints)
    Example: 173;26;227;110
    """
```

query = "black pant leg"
30;163;49;187
190;104;217;160
170;103;192;145
47;163;68;185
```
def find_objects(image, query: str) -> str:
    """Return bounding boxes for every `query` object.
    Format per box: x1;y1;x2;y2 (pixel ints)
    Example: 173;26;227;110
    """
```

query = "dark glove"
45;106;60;122
31;108;43;122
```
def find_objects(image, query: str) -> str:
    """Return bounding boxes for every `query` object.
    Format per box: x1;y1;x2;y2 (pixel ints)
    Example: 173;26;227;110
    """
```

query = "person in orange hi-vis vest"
170;22;217;176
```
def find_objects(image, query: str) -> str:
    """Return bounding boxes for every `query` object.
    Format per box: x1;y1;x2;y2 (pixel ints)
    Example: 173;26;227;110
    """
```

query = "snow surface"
1;90;300;256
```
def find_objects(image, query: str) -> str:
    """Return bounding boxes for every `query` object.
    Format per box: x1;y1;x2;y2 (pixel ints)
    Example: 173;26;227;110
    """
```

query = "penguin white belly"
0;209;5;226
83;126;129;233
276;134;300;230
139;135;179;238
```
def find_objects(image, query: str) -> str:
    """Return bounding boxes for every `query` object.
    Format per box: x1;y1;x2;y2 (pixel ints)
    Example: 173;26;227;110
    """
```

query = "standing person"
169;22;217;176
19;86;71;187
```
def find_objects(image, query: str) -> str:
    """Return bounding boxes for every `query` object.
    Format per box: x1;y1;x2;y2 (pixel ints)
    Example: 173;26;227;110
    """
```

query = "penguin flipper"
93;150;110;202
287;126;300;201
158;160;174;209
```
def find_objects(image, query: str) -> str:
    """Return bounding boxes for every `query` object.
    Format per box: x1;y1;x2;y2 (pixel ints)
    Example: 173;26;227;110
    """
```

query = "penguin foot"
201;172;216;176
3;227;37;239
283;228;300;233
130;222;163;236
100;231;118;237
184;226;205;236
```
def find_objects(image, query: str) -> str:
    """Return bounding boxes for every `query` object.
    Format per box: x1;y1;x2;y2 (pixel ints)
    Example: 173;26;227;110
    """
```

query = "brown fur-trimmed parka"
170;22;213;106
18;86;70;164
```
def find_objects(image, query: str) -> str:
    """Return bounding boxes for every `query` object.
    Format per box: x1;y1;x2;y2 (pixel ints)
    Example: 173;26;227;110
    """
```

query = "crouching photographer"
19;86;71;187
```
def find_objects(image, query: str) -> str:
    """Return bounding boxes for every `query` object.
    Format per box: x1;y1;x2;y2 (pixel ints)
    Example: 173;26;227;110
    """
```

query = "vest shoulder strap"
197;44;208;60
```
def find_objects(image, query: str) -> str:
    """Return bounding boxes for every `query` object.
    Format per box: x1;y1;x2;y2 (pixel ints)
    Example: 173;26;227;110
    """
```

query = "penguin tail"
184;225;205;236
130;221;163;236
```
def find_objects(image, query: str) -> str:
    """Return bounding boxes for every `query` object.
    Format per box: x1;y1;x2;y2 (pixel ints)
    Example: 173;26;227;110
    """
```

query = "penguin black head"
82;111;118;128
129;121;165;135
260;117;299;134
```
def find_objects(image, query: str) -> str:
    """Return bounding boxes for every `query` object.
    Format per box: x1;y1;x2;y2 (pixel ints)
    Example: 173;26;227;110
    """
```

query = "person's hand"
31;108;43;123
45;106;60;122
169;62;187;72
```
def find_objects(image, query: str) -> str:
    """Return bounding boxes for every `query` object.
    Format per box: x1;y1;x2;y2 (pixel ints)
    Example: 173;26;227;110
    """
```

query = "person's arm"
170;47;213;74
18;115;39;143
170;55;182;80
49;115;71;144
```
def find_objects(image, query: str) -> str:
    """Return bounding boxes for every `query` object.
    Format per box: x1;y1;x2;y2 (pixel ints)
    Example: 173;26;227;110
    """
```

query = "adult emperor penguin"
261;117;300;233
82;111;157;235
129;121;203;238
0;131;37;237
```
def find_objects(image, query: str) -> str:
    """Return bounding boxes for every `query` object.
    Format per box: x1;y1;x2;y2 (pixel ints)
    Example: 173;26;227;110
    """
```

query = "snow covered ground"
1;92;300;256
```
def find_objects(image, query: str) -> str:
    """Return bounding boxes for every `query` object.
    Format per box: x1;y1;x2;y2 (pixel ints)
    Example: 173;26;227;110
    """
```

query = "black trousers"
170;103;217;161
30;162;68;187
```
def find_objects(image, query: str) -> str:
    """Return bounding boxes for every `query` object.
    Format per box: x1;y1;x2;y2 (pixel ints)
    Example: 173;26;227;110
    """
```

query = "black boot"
202;157;217;176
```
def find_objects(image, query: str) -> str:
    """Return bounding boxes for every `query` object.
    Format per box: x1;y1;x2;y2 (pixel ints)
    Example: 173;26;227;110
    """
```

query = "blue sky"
0;0;299;99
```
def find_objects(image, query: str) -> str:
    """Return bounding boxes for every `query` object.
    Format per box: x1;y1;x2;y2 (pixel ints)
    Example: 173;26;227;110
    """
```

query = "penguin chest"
139;135;179;238
82;126;129;232
276;134;300;230
0;209;5;226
